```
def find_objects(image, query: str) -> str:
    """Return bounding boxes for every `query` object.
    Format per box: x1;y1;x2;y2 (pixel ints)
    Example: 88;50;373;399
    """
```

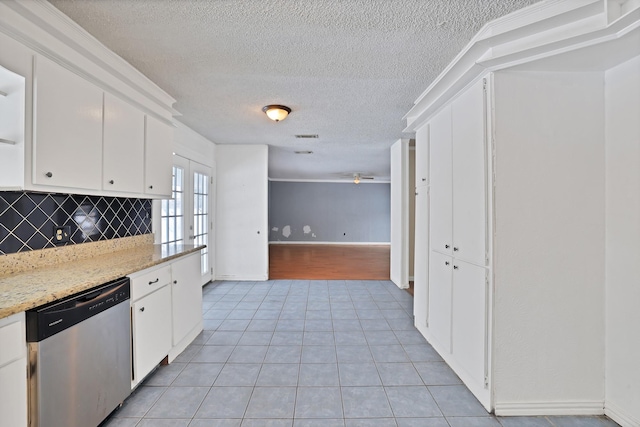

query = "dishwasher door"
28;296;131;427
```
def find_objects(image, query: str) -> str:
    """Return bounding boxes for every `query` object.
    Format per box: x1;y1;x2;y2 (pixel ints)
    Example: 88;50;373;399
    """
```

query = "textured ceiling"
49;0;540;181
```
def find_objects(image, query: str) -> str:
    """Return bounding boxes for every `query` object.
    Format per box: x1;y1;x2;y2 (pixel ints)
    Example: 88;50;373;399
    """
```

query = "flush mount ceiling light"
262;104;291;122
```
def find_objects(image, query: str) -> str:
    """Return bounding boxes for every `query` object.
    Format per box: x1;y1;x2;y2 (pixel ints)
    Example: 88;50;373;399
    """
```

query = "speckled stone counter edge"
0;234;154;276
0;236;205;319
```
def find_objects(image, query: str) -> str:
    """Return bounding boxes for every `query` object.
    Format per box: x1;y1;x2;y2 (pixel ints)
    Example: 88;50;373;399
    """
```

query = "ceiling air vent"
294;150;313;154
295;134;319;139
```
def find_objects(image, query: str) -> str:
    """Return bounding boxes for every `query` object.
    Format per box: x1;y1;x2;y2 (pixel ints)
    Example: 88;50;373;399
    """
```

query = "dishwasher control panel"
26;277;130;342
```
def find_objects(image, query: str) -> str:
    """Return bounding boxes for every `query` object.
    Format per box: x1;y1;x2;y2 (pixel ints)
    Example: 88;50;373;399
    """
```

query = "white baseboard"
494;401;604;416
390;279;409;289
215;274;269;281
269;241;390;246
606;400;640;427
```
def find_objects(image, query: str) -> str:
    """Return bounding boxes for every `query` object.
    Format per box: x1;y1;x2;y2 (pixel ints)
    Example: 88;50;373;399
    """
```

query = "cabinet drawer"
129;264;171;301
0;312;26;367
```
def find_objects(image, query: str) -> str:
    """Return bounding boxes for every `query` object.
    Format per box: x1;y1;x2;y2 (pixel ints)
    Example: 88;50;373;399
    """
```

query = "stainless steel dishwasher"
26;277;131;427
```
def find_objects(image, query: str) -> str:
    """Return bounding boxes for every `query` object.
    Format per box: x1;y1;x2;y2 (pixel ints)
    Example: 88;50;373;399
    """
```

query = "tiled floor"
104;280;619;427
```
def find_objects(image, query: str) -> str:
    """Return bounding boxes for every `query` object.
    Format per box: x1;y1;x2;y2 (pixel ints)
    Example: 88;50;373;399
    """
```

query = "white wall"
390;139;409;289
492;71;606;413
173;121;216;167
604;55;640;427
215;144;269;281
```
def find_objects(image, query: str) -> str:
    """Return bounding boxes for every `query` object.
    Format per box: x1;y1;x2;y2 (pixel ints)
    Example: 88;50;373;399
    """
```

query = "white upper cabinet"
103;93;145;193
144;115;173;197
428;80;487;266
0;3;177;198
451;80;487;266
429;105;453;255
415;125;429;187
33;55;103;190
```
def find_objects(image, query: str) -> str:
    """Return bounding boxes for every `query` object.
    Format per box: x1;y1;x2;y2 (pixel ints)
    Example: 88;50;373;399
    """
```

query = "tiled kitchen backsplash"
0;192;152;255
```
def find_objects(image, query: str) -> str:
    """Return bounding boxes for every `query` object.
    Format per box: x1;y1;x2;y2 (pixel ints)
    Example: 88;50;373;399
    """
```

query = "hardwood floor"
269;244;390;280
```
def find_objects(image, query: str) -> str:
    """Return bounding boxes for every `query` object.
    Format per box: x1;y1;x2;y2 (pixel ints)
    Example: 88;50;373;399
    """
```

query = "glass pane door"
160;165;184;251
193;171;209;276
158;155;213;285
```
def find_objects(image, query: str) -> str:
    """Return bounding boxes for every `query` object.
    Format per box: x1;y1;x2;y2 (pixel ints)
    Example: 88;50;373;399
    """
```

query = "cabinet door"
0;359;27;427
429;105;453;255
144;115;173;197
33;55;103;190
103;93;144;193
0;313;27;427
413;186;429;329
415;124;429;186
132;286;172;385
171;253;202;345
452;79;487;266
428;251;453;354
451;260;487;389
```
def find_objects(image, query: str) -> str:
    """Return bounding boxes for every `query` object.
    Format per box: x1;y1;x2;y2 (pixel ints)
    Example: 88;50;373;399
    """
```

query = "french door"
158;155;213;285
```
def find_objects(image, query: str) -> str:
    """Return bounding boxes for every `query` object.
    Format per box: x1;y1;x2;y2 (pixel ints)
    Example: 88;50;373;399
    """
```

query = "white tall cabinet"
425;79;490;406
390;139;410;290
412;125;429;332
215;145;269;281
406;1;640;424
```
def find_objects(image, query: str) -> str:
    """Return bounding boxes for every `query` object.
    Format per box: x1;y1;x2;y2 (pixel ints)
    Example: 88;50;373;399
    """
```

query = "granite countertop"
0;243;204;319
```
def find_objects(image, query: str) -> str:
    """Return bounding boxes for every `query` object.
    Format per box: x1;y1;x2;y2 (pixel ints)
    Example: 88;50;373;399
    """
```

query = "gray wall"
269;181;390;243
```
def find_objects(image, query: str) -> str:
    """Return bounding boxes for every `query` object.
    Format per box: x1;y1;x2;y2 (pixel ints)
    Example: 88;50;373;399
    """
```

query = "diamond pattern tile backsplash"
0;192;152;255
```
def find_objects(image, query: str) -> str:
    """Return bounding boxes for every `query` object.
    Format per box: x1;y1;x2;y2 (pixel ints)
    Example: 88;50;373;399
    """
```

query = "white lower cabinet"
129;252;203;386
0;312;27;427
451;260;487;398
131;286;172;388
412;185;429;331
170;252;203;359
428;251;453;354
427;251;489;405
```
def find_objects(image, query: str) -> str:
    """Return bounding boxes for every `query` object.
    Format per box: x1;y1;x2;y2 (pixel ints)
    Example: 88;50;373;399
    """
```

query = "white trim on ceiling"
268;178;391;184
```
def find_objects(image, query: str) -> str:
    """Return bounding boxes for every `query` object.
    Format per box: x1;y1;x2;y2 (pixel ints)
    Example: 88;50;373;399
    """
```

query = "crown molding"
402;0;640;133
0;0;178;120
